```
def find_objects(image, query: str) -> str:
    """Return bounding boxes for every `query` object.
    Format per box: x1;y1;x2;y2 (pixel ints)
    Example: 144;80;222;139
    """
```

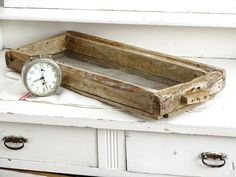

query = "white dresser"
0;4;236;177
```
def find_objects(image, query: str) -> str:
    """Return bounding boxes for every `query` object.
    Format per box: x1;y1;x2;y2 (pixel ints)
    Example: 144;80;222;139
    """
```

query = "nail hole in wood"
163;114;169;118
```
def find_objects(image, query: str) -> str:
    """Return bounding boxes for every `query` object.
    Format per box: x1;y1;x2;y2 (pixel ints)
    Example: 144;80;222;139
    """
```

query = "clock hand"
41;77;47;86
42;80;49;90
33;76;44;83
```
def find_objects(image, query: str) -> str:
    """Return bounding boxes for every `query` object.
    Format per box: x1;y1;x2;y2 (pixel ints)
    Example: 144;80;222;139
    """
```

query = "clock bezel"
21;58;62;97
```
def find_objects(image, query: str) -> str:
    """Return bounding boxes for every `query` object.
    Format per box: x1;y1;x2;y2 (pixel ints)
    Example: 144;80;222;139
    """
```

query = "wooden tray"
5;31;226;119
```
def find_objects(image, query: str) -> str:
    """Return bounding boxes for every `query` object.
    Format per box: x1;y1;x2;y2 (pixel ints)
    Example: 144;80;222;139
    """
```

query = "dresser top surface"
0;50;235;137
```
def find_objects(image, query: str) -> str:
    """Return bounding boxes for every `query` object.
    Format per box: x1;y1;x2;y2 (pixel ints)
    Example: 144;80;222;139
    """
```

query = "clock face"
22;58;62;96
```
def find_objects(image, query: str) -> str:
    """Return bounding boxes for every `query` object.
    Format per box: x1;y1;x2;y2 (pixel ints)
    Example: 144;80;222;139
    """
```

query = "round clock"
21;57;62;96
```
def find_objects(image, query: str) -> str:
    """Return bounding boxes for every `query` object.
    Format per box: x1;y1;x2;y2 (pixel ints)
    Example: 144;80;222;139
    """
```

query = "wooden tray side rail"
5;31;226;119
66;31;207;83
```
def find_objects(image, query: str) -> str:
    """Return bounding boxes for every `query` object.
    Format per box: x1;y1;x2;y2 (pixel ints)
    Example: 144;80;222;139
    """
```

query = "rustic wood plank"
181;90;210;105
58;54;172;90
60;63;159;115
67;86;160;119
156;71;224;116
16;34;66;56
66;31;225;74
66;31;207;83
65;51;179;87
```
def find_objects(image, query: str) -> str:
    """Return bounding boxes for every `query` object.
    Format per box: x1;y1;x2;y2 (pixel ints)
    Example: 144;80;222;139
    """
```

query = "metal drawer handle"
200;152;227;168
3;136;27;150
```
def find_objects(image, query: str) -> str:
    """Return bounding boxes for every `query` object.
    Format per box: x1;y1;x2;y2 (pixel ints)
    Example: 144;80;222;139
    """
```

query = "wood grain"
66;31;207;83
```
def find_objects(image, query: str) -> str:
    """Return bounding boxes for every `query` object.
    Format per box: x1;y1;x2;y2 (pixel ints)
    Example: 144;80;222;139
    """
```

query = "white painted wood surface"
0;122;97;167
126;131;236;177
4;0;236;14
0;169;46;177
2;0;236;28
0;7;236;28
0;158;180;177
97;130;126;170
2;21;236;59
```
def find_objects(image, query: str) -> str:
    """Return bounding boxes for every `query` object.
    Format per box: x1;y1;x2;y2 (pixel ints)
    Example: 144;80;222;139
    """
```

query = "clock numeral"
29;71;34;75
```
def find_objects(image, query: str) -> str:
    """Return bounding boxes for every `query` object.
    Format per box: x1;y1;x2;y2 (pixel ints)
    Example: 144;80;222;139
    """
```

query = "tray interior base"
56;53;178;90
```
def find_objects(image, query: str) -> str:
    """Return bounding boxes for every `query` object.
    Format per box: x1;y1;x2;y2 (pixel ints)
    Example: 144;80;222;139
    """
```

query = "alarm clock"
21;56;62;96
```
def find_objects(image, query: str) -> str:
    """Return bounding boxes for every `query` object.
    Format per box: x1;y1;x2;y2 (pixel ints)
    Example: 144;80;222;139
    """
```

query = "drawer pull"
3;136;27;150
201;152;227;168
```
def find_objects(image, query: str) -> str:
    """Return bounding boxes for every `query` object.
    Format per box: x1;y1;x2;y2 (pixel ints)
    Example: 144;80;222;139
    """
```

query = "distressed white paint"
0;7;236;28
98;129;126;170
0;159;181;177
0;122;98;167
2;0;236;28
2;21;236;58
126;131;236;177
4;0;236;14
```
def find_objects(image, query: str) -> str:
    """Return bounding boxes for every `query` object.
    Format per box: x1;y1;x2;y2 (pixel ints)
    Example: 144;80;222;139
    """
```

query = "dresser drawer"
126;131;236;177
0;122;97;167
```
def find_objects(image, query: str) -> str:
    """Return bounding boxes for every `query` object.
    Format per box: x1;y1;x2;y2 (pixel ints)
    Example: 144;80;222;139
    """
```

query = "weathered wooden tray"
5;31;226;119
